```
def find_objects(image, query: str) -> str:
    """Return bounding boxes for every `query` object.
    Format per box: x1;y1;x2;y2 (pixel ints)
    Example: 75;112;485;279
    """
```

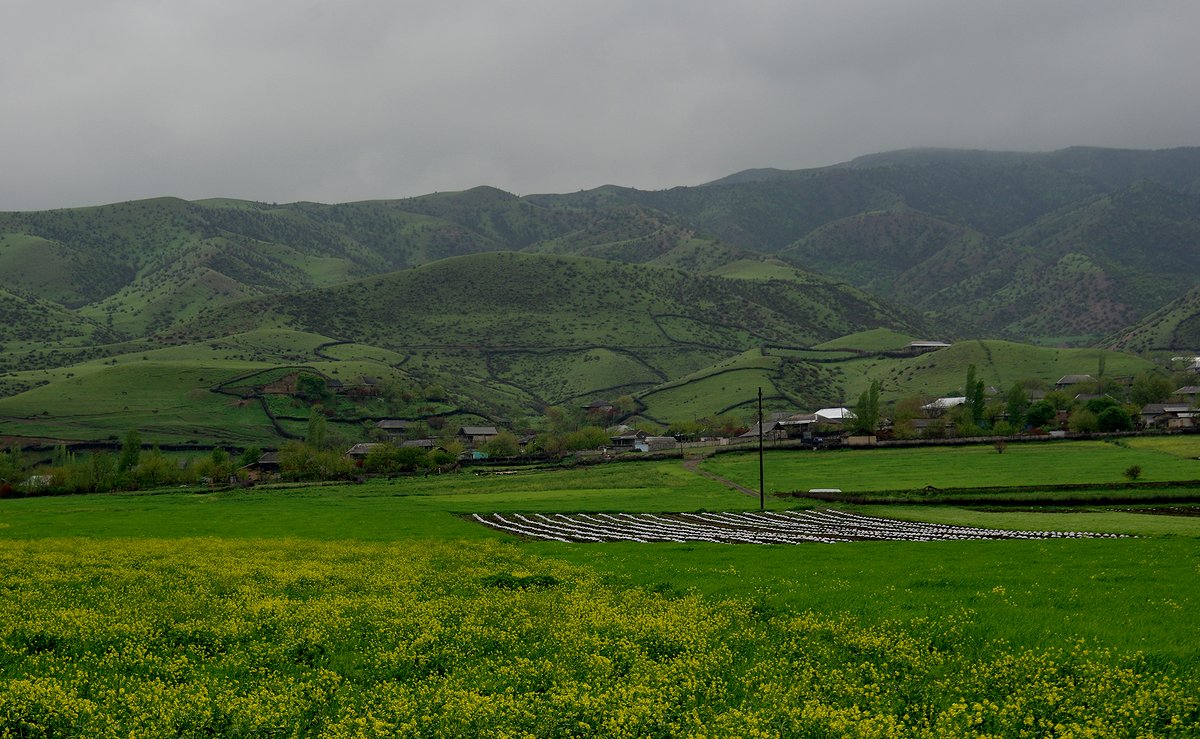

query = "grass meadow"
2;448;1199;736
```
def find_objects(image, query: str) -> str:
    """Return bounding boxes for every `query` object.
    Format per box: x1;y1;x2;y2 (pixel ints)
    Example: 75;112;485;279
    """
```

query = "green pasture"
813;327;916;351
488;348;661;405
703;439;1200;494
834;339;1156;401
0;360;278;444
637;349;779;420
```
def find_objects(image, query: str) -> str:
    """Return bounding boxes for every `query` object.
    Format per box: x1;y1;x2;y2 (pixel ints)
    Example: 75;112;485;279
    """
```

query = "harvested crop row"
473;508;1128;543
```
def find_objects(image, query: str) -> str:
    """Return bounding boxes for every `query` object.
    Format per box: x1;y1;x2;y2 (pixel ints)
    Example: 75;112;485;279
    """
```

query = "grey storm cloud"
2;0;1198;210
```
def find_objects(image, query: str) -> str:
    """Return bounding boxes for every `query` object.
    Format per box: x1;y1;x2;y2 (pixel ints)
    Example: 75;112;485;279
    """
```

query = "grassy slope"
0;360;279;444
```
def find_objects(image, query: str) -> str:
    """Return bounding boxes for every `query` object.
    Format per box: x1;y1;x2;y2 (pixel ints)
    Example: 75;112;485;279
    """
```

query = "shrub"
1068;409;1098;433
1124;465;1142;481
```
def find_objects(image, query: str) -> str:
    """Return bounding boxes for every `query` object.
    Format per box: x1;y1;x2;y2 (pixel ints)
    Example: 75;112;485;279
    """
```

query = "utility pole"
758;386;764;512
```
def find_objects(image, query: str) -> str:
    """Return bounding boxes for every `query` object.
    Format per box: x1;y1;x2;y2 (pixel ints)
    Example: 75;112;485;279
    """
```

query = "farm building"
634;436;678;453
904;340;952;355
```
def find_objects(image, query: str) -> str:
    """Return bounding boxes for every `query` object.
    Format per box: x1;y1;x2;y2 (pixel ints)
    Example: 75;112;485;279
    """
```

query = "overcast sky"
2;0;1198;210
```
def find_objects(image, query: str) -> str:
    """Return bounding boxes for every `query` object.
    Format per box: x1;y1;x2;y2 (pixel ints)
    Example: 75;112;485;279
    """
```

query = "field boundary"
783;479;1200;506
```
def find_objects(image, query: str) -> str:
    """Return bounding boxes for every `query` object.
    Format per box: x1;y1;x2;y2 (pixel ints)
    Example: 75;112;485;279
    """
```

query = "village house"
1173;386;1200;405
374;419;413;440
583;399;616;415
401;438;440;450
609;429;648;450
1140;403;1197;430
344;442;385;461
241;451;281;480
1055;374;1095;391
908;418;956;437
814;407;856;425
777;412;820;439
457;425;500;447
738;421;788;441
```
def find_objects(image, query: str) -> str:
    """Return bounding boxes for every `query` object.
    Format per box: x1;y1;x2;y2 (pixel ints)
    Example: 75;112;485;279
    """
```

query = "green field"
703;439;1200;495
3;444;1200;736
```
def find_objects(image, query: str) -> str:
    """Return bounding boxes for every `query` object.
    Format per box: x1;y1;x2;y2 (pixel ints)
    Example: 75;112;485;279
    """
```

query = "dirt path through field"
682;456;758;498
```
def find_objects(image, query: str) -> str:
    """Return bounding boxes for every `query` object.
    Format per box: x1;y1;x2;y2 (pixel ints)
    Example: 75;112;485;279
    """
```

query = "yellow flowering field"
1;537;1197;738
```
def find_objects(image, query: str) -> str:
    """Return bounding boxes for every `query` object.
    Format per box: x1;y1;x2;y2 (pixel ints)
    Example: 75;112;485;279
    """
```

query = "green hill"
1;145;1197;443
1106;285;1200;352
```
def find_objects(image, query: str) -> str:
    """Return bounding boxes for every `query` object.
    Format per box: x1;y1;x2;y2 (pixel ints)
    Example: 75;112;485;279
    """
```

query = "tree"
853;380;881;434
1130;372;1174;406
196;449;232;486
306;410;328;451
483;430;520;458
1085;396;1120;415
615;395;638;415
118;429;141;472
1097;406;1133;432
891;396;925;439
563;426;609;451
296;373;330;403
1025;400;1056;429
364;445;429;474
87;452;117;493
238;446;262;468
133;448;177;488
0;447;23;484
964;365;986;425
1005;383;1028;428
948;404;982;438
